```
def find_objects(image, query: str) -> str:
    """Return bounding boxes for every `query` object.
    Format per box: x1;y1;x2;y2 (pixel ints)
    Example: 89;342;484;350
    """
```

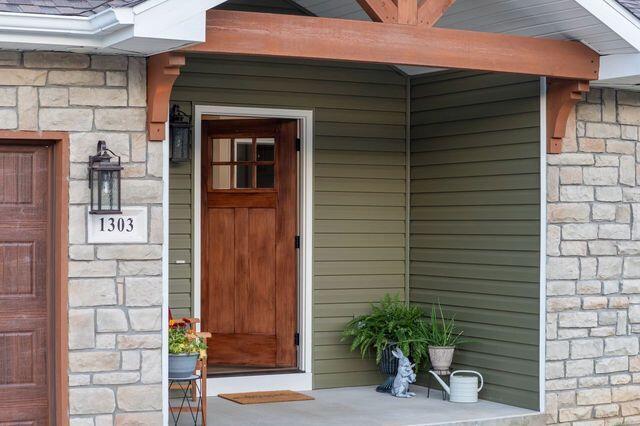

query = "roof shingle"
0;0;146;16
617;0;640;20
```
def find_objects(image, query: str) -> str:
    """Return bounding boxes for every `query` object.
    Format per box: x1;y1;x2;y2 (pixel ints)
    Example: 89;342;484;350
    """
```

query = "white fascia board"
595;52;640;90
108;0;225;54
0;0;225;54
131;0;218;41
574;0;640;52
599;52;640;81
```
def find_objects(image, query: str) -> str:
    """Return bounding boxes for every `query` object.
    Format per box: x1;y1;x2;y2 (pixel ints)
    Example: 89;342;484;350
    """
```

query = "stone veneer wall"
546;88;640;425
0;51;162;424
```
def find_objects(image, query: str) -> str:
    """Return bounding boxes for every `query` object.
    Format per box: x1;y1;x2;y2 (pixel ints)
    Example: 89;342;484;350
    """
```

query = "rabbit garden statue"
391;348;416;398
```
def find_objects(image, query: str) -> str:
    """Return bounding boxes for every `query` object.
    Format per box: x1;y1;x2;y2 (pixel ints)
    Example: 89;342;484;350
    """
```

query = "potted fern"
342;294;428;393
168;318;207;379
426;303;466;372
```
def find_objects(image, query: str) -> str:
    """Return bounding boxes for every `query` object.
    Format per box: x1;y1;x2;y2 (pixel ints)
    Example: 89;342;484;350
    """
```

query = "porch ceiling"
292;0;637;56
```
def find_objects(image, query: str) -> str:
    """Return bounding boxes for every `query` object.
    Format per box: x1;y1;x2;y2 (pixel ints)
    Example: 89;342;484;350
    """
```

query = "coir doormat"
218;390;314;404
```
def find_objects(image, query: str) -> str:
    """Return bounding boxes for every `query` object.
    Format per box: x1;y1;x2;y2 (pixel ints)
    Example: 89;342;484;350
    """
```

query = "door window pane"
256;138;275;161
234;138;253;162
212;139;231;162
257;165;275;188
235;165;253;189
211;165;231;189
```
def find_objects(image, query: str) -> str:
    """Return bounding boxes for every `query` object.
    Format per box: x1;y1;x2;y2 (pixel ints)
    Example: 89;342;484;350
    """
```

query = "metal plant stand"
169;374;203;425
427;369;450;401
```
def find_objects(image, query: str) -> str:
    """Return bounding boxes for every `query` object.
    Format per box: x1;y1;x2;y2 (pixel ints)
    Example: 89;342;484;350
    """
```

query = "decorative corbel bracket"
547;78;590;154
147;52;186;141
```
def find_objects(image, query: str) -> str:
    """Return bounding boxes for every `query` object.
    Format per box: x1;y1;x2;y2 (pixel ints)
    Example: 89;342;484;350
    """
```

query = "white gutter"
0;0;224;55
0;8;130;38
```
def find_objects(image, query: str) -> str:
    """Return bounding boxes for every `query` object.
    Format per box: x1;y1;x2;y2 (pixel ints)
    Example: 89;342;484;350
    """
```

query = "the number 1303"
99;217;134;233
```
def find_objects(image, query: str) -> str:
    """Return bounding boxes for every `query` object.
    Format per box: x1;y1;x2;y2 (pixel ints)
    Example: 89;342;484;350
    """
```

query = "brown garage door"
0;143;54;424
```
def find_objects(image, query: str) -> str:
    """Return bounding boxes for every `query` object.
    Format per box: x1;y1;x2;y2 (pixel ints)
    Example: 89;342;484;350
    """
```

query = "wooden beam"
418;0;455;26
146;52;185;141
397;0;418;25
185;10;600;81
547;79;590;153
356;0;398;23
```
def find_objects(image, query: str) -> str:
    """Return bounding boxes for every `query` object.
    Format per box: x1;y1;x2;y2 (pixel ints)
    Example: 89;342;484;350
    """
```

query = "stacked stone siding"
546;88;640;425
0;51;162;425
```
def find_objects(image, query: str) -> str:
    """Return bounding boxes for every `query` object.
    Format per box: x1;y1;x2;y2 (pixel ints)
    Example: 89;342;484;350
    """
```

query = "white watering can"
428;370;483;403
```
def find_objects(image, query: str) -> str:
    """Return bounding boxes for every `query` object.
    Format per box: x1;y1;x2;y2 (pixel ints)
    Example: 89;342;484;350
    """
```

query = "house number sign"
87;206;148;243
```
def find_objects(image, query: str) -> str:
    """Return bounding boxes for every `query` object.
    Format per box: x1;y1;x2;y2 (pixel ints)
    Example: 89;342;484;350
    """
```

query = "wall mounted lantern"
88;140;122;214
169;104;192;162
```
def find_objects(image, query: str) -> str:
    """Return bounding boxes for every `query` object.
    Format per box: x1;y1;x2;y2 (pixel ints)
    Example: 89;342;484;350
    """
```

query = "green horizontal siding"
170;54;407;389
409;71;540;410
168;159;192;319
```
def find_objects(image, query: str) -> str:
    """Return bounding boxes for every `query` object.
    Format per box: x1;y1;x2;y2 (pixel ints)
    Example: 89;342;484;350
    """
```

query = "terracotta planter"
429;346;454;372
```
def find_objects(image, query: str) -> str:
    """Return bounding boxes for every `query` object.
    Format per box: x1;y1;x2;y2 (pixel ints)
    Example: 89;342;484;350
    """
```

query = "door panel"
202;119;297;368
0;144;52;425
208;333;276;366
242;208;276;335
208;208;235;334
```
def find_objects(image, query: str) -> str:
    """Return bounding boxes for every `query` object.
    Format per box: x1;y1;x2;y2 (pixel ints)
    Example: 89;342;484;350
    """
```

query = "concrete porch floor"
174;385;545;426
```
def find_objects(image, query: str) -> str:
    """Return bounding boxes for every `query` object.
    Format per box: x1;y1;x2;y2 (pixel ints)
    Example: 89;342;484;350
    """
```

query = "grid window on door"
210;137;275;189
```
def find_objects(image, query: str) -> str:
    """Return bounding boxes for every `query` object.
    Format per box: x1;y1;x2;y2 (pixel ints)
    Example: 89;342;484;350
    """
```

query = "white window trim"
539;77;548;414
192;105;314;395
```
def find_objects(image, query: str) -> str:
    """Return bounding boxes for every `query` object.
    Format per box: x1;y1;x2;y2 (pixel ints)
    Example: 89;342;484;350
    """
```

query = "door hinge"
295;235;300;249
294;332;300;346
296;138;301;152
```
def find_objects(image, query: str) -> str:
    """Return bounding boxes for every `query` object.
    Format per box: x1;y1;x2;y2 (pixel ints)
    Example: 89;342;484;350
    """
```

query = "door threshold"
207;372;313;396
208;365;301;378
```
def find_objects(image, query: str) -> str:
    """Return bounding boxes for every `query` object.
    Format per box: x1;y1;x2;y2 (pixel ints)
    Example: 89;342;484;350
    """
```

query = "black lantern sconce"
169;104;192;162
88;140;122;214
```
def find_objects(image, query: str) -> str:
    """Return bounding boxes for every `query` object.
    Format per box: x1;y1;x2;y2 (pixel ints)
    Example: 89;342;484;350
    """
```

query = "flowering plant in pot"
426;303;466;373
342;294;429;392
168;318;207;379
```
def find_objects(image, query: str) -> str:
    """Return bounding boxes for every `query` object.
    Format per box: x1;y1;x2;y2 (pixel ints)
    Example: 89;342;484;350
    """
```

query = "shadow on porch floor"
174;385;544;426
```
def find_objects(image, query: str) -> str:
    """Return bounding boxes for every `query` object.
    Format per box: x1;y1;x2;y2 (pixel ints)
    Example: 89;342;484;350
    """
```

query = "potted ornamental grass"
168;318;207;379
426;303;466;372
342;294;429;392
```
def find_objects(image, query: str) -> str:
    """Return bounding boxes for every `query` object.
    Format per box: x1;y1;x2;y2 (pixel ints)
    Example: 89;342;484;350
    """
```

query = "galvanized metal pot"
429;370;484;403
168;353;199;379
428;346;455;372
376;345;399;393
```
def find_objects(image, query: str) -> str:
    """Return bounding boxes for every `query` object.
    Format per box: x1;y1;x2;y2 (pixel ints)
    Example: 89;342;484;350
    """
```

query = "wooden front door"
0;143;54;424
202;119;298;368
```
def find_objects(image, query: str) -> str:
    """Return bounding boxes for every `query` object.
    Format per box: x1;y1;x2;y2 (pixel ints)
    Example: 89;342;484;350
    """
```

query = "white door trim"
192;105;314;395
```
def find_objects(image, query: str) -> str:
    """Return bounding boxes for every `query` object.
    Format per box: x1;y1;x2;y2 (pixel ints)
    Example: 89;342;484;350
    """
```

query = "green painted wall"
169;55;407;388
409;71;540;409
